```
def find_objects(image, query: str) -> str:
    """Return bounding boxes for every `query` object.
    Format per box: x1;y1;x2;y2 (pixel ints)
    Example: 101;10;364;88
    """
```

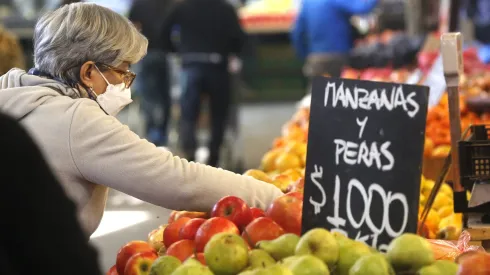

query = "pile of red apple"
107;191;303;275
341;67;413;83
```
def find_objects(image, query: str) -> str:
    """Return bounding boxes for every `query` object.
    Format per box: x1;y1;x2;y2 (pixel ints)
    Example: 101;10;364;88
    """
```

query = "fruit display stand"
237;2;306;103
109;196;489;275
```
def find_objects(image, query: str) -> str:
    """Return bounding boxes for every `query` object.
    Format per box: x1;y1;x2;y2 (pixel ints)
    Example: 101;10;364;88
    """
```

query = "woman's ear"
79;61;96;88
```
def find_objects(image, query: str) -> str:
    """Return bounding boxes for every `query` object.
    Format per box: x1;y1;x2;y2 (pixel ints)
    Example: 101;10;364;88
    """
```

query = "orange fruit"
260;149;282;172
284;141;307;157
281;169;303;182
432;145;451;158
274;152;302;172
424;138;435;157
243;169;272;183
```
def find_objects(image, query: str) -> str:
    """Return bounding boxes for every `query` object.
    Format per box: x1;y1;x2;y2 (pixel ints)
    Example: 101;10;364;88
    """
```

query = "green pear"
238;270;257;275
295;228;339;268
416;265;443;275
255;264;294;275
279;256;301;267
386;233;435;273
248;249;276;269
204;232;249;275
348;253;394;275
183;258;201;266
416;260;458;275
336;241;372;275
149;255;181;275
433;260;458;275
171;264;214;275
257;233;300;261
288;255;330;275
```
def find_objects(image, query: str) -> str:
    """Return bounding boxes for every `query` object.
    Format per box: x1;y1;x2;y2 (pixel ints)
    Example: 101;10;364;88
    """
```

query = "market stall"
105;32;490;275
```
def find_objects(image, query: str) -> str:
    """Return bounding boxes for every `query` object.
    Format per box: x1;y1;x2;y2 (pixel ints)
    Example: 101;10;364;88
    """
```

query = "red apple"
211;196;253;230
123;251;158;275
116;241;155;275
266;192;303;235
179;218;207;240
189;252;207;265
106;265;118;275
147;225;166;251
195;217;240;252
417;51;438;72
168;211;208;224
456;251;490;275
163;217;191;248
165;239;196;262
360;68;378;80
242;217;285;247
287;178;305;193
250;207;265;219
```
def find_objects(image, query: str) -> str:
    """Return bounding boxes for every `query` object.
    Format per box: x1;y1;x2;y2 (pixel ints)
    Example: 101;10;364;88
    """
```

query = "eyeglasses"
96;63;136;89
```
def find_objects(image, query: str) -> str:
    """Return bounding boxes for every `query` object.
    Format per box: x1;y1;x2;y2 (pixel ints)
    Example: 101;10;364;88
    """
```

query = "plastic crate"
459;124;490;190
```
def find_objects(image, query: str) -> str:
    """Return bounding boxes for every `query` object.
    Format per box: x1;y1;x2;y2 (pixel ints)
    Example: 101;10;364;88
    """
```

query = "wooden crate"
423;156;453;182
464;227;490;251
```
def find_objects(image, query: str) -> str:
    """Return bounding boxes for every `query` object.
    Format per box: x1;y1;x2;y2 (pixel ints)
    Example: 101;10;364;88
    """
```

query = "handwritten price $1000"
310;170;408;252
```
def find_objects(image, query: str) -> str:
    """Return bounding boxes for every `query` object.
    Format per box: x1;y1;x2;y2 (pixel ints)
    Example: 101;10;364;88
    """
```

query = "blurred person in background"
161;0;246;167
0;112;101;275
290;0;379;79
0;25;25;75
465;0;490;63
0;3;281;237
129;0;173;147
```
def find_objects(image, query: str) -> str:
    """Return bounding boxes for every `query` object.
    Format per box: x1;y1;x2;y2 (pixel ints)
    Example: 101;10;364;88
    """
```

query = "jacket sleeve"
0;113;102;275
225;3;246;54
290;5;308;60
331;0;379;14
69;101;283;211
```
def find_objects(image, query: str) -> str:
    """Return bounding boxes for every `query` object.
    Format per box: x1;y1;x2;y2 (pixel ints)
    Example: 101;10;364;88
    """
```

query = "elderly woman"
0;3;282;236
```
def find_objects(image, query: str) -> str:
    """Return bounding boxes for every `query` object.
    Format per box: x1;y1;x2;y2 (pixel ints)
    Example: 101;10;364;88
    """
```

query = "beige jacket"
0;69;283;235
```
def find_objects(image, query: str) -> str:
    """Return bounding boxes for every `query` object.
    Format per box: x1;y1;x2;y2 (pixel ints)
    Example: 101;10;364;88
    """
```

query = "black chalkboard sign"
302;77;429;252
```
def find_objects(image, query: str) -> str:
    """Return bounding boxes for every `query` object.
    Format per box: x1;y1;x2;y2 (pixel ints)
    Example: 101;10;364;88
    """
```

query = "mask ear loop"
94;64;111;86
89;86;109;115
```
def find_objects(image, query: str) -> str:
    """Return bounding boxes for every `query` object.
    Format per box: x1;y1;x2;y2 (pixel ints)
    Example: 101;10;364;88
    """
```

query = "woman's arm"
0;112;102;275
69;101;283;211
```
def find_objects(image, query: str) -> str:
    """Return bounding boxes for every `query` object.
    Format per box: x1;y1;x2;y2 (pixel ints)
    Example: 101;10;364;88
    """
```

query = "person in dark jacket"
161;0;245;167
0;112;102;275
129;0;173;146
465;0;490;63
291;0;379;78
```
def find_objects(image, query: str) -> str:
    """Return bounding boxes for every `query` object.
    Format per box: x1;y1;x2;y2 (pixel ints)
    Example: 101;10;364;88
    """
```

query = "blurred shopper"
0;3;281;236
0;112;102;275
0;25;25;75
129;0;172;146
465;0;490;63
161;0;246;167
291;0;379;78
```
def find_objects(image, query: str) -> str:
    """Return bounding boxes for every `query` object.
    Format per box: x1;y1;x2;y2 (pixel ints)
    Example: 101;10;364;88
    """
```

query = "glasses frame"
96;62;136;89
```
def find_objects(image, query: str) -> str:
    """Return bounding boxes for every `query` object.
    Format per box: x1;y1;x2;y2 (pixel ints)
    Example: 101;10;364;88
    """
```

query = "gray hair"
33;3;148;86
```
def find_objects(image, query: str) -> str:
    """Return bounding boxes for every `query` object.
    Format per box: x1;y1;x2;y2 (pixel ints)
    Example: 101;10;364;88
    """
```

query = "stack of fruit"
244;107;309;193
418;175;464;240
340;67;414;83
110;219;475;275
424;93;490;158
108;192;303;275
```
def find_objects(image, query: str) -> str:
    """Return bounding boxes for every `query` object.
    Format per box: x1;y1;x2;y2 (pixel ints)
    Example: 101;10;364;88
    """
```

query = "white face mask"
92;65;133;116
